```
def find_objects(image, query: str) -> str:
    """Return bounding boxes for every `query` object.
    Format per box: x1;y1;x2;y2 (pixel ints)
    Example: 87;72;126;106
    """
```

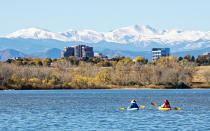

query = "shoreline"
1;88;210;91
1;84;210;90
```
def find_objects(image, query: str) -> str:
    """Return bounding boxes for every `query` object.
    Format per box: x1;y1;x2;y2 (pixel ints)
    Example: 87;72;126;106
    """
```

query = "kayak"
127;107;139;110
158;107;171;111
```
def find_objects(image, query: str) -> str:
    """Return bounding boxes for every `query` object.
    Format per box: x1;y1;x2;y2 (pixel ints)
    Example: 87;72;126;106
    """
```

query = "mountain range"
0;25;209;61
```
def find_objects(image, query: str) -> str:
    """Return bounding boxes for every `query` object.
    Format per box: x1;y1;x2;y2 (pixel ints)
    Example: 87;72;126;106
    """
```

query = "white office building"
152;48;170;61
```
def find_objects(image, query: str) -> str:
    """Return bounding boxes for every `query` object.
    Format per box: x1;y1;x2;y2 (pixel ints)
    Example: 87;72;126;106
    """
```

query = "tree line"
6;54;210;67
2;54;210;90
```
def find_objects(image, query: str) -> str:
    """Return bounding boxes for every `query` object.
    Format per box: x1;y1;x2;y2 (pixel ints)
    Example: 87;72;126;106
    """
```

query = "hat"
131;100;136;103
164;100;169;104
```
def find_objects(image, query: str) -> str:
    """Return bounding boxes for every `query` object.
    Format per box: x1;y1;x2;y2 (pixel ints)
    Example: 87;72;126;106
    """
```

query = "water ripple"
0;89;209;130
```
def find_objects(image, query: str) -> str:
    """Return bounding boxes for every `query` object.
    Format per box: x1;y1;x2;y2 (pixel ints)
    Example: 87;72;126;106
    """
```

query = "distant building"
73;45;83;58
203;52;210;58
14;57;22;60
94;52;105;58
62;45;94;59
61;47;74;58
82;46;94;58
152;48;170;61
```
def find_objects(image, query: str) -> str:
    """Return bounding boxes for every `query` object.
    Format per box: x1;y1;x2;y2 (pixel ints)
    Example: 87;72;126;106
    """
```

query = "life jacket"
164;104;171;108
130;103;139;108
163;100;171;108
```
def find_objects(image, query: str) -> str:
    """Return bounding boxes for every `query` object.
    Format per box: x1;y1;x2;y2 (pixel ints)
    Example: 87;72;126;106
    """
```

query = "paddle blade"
120;108;125;110
174;107;181;110
151;102;157;106
139;106;145;108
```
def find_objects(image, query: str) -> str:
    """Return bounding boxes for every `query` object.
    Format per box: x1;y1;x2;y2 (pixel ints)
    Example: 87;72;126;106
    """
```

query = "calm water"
0;89;209;131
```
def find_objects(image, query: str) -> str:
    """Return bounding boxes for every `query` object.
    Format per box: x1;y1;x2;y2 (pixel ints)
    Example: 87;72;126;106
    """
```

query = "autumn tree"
196;55;209;65
184;54;191;61
135;56;147;64
118;57;133;65
42;58;52;66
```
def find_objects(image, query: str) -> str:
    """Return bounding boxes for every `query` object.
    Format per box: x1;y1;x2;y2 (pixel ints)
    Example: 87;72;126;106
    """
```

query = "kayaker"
161;100;171;108
129;100;139;108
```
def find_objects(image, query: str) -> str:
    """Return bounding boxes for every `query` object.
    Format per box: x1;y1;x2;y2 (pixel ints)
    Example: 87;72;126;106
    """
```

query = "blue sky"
0;0;210;35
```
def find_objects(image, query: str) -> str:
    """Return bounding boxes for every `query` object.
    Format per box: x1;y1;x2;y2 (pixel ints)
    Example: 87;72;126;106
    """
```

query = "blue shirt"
130;103;139;108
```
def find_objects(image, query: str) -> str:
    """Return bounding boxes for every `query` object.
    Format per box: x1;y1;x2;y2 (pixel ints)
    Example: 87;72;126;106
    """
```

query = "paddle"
120;106;145;110
174;107;181;110
150;102;181;110
150;102;157;106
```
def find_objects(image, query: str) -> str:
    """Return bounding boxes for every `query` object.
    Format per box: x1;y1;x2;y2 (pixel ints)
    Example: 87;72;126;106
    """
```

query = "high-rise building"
82;46;94;58
152;48;170;61
203;52;210;58
73;45;83;58
61;47;74;58
62;45;94;59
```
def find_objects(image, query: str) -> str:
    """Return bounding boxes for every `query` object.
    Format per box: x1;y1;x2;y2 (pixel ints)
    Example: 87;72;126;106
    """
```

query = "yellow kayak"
158;107;171;111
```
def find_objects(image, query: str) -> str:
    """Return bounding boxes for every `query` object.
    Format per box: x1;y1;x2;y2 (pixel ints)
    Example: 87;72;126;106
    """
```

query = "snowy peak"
60;29;104;43
3;25;210;48
6;27;68;41
113;25;158;34
103;25;161;43
6;28;49;38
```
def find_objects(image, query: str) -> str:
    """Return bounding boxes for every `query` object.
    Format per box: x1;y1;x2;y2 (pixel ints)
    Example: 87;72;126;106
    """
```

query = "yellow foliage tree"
29;78;41;84
135;56;146;64
11;74;19;83
157;56;177;65
21;78;27;84
95;70;111;84
118;57;133;65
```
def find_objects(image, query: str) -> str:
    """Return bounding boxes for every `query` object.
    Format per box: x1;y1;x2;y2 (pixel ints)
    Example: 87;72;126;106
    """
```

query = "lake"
0;89;209;130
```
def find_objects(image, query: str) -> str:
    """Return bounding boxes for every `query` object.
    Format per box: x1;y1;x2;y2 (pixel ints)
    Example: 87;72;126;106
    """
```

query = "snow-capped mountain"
5;28;68;41
59;29;105;43
3;25;210;51
5;25;210;43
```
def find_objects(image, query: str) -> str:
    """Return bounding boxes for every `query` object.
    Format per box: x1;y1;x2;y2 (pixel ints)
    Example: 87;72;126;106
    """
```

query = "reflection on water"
0;89;209;130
